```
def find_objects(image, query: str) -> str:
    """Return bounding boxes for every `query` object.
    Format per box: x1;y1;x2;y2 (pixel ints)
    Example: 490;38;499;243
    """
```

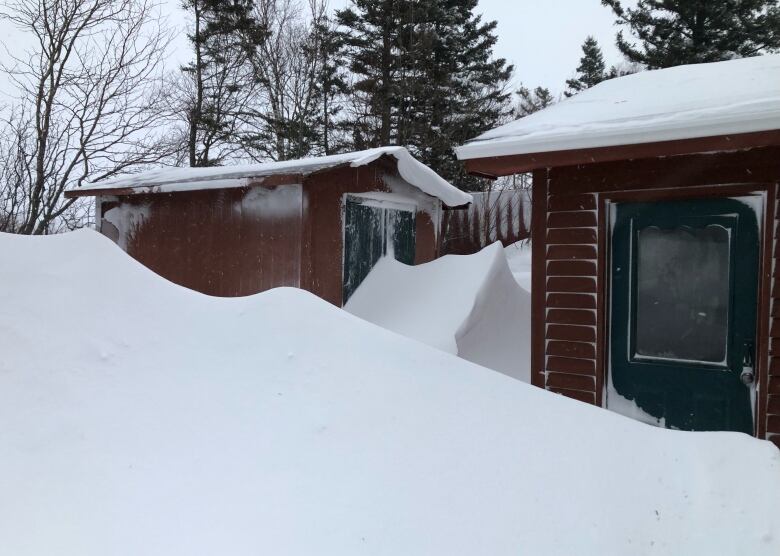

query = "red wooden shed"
457;54;780;445
67;147;470;306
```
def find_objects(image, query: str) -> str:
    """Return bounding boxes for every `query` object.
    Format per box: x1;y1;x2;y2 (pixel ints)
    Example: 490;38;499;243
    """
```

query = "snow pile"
504;240;532;292
2;230;780;555
456;54;780;159
345;243;531;382
74;146;472;207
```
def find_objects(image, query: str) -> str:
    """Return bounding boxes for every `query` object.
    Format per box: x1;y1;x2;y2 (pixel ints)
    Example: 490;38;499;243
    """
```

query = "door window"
635;225;731;363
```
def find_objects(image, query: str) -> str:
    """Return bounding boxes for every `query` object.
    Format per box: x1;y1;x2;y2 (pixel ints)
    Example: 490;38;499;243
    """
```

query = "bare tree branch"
0;0;175;234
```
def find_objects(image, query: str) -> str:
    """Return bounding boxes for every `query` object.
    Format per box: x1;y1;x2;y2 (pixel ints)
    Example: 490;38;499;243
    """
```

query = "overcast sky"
164;0;627;95
0;0;627;100
327;0;626;95
471;0;625;93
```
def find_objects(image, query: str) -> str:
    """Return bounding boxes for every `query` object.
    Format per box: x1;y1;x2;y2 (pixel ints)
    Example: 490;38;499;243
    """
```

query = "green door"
342;198;416;304
610;197;759;433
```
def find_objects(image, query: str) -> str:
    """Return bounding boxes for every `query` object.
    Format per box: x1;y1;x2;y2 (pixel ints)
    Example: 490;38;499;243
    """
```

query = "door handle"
741;341;755;386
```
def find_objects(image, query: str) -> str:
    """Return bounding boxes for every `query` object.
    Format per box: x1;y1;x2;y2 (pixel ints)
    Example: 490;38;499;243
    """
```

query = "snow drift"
504;240;532;292
1;230;779;555
345;243;531;382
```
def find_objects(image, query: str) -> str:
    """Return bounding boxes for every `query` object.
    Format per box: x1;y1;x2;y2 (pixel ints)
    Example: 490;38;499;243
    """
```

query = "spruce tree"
336;0;513;190
602;0;780;69
403;0;513;189
515;86;554;117
181;0;266;166
309;16;350;155
336;0;407;148
565;36;608;97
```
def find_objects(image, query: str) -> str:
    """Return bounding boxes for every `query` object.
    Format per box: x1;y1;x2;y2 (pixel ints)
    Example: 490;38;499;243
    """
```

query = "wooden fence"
440;189;531;255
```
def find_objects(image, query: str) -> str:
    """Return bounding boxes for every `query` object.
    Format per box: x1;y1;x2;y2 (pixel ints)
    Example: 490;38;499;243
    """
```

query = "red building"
457;54;780;445
67;147;470;306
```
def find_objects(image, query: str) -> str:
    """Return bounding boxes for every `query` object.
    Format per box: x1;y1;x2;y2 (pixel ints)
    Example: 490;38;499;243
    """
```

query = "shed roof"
70;147;472;207
456;54;780;162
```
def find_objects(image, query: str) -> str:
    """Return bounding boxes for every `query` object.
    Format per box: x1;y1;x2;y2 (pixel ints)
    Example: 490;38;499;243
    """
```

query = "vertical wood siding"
98;156;441;306
104;186;303;297
440;190;530;255
768;185;780;449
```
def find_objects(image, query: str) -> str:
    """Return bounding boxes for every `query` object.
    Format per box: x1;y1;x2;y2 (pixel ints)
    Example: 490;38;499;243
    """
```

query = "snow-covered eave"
65;174;304;199
66;147;472;207
456;108;780;160
457;55;780;165
365;150;472;207
458;127;780;177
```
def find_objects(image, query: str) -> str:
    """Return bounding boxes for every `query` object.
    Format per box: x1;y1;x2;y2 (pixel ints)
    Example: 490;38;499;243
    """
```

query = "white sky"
475;0;625;93
329;0;626;95
0;0;626;101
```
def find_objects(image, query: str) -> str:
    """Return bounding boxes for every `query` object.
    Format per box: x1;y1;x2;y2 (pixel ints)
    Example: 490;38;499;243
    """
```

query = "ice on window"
635;225;730;363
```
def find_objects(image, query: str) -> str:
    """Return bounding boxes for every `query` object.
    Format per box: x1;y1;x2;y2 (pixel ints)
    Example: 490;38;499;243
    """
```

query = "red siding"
533;145;780;441
440;190;531;255
102;186;303;297
543;193;599;402
301;162;440;306
97;157;442;305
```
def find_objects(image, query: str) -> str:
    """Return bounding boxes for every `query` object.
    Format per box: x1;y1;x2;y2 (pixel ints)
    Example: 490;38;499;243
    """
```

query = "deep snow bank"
1;230;779;556
345;243;530;382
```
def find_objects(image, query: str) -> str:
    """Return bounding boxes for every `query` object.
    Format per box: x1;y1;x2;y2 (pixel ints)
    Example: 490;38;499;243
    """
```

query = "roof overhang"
65;148;471;207
64;172;305;199
463;129;780;178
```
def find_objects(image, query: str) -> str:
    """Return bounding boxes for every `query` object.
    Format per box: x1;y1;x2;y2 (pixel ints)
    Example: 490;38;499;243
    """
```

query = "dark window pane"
635;225;730;363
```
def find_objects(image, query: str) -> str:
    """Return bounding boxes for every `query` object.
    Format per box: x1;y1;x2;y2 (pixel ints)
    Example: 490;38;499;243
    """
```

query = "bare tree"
0;109;33;233
244;0;345;161
0;0;173;234
169;0;346;165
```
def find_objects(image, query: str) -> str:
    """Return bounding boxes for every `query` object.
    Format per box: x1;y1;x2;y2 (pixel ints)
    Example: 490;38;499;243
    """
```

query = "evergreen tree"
606;60;642;79
181;0;266;166
242;1;345;162
309;16;350;155
565;36;608;97
515;85;554;117
336;0;513;190
336;0;407;148
602;0;780;69
402;0;513;189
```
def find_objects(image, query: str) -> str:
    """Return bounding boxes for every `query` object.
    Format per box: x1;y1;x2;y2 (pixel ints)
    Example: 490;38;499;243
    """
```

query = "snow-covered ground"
345;243;530;382
1;230;779;555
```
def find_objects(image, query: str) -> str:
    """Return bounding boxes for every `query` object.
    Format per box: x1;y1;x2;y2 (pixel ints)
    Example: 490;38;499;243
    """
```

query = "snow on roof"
2;229;780;554
456;54;780;160
77;147;472;207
